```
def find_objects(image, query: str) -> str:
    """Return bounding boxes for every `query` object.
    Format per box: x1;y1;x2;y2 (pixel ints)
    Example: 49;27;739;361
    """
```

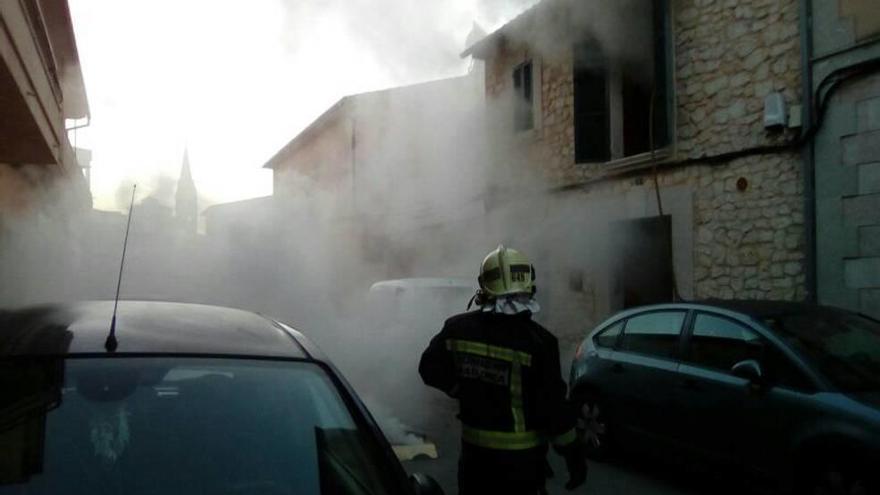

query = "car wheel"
801;463;872;495
577;397;611;461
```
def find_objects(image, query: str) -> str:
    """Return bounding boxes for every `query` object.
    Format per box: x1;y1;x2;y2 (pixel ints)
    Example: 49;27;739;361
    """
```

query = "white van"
360;278;476;441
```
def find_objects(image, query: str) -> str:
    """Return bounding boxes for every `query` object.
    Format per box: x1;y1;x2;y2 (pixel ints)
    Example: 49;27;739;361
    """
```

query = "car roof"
606;299;842;323
693;299;829;318
0;300;309;359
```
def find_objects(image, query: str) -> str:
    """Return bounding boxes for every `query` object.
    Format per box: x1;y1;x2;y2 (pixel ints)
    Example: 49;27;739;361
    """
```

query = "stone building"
464;0;817;339
264;72;487;285
808;0;880;318
0;0;91;307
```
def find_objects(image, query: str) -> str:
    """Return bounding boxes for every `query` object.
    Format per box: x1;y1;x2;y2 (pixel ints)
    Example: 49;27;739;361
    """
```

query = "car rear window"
764;310;880;391
0;357;400;495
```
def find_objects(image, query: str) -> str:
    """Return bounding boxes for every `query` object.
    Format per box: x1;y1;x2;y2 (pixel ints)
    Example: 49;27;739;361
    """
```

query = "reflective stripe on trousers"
460;425;577;450
461;425;542;450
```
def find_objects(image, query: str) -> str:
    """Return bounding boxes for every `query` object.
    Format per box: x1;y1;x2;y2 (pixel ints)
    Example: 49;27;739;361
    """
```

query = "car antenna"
105;184;137;352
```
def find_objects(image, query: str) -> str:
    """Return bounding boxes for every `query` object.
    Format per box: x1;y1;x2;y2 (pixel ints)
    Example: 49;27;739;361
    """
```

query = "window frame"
681;311;766;371
512;59;535;132
681;310;817;392
572;0;673;166
573;39;610;163
615;309;689;360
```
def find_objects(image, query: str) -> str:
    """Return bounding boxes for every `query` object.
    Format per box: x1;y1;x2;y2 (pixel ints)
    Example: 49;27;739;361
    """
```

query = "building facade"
260;0;879;349
0;0;91;307
465;0;818;341
265;73;487;284
0;0;90;216
809;0;880;318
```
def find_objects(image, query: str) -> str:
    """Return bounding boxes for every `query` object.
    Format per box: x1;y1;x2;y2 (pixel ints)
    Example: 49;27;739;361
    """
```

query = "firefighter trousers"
457;442;549;495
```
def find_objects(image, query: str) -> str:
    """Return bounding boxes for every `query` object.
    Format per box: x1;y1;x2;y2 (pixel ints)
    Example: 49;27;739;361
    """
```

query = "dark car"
0;300;443;495
569;300;880;494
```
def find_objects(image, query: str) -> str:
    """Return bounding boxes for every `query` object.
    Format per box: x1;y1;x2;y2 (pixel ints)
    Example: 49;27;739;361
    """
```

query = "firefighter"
419;245;587;494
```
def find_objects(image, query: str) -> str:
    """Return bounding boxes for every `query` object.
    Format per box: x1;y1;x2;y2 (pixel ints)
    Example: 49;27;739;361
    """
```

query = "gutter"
65;114;90;132
64;114;90;171
799;0;816;302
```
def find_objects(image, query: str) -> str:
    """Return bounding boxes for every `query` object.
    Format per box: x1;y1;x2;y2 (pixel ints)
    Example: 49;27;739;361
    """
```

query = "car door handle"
611;363;625;373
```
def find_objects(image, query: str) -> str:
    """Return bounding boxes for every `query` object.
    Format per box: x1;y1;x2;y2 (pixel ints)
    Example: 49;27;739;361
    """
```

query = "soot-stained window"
574;0;670;163
513;60;534;131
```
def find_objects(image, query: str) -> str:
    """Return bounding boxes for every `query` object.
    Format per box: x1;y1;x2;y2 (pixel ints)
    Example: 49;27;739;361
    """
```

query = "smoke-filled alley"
2;1;880;494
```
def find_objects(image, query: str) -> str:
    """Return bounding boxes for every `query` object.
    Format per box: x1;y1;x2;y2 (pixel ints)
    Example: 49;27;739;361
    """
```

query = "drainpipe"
799;0;816;303
65;115;92;206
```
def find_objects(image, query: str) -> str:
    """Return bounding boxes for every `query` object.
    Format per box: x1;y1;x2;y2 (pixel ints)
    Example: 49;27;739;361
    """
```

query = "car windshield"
0;357;399;495
764;310;880;392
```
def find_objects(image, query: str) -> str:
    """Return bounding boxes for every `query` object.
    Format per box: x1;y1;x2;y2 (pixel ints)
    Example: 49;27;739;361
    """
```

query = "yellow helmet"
478;245;535;297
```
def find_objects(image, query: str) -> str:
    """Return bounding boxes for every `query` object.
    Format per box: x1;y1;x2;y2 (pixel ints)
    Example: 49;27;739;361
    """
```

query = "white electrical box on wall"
764;92;787;129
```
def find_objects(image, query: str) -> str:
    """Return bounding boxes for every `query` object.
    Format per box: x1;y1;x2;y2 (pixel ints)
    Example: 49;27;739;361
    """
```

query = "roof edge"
262;96;349;170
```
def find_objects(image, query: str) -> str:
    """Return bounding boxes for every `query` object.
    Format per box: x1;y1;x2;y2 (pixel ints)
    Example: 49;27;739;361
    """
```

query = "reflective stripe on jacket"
419;310;577;451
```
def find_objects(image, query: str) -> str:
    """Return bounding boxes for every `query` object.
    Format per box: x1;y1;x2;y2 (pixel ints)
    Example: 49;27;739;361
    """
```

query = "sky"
67;0;537;212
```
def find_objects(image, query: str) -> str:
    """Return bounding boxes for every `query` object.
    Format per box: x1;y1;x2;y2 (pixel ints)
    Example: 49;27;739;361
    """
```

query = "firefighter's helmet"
478;245;535;297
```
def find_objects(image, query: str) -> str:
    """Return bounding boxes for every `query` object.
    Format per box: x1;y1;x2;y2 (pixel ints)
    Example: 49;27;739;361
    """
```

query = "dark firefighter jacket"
419;310;577;451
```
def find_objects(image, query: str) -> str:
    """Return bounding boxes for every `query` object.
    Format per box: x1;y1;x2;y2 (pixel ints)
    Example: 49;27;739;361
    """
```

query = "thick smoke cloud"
2;0;668;452
279;0;539;82
69;0;541;210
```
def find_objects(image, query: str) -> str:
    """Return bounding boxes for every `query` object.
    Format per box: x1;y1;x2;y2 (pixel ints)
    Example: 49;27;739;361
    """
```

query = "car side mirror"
410;473;444;495
731;359;763;384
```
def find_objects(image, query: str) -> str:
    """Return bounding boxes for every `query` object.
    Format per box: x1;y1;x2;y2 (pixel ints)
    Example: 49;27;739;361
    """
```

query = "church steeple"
175;148;197;234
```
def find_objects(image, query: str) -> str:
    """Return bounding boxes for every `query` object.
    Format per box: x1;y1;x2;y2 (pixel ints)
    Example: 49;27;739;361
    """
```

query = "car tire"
576;395;612;462
798;460;873;495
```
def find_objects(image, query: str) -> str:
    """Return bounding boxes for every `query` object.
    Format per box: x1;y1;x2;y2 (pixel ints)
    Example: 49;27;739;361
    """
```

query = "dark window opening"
573;0;670;163
651;0;670;149
610;215;673;310
573;41;609;162
622;75;652;156
513;61;534;131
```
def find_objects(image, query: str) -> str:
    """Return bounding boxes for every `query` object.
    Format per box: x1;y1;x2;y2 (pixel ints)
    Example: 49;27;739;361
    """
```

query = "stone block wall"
479;0;809;307
816;72;880;318
519;150;806;349
484;0;804;181
536;50;577;182
675;0;802;158
485;41;578;184
691;153;806;301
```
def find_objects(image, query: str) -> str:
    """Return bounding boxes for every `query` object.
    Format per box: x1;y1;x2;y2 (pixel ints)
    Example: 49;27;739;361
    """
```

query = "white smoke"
2;0;670;463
